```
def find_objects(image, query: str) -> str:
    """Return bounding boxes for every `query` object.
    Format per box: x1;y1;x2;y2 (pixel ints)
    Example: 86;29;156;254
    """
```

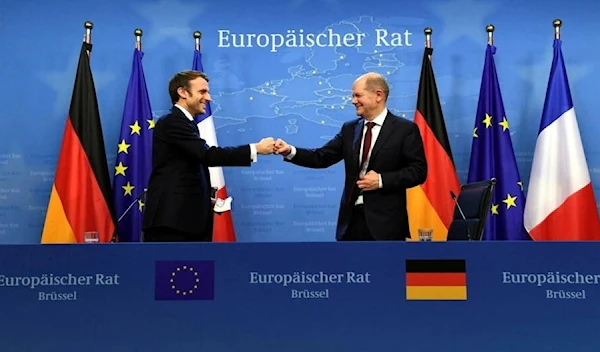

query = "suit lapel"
368;113;396;165
190;119;200;138
172;106;200;138
351;119;364;169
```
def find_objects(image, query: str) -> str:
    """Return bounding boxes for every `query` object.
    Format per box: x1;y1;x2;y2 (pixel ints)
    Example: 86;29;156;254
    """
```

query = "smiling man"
143;70;275;242
274;72;427;241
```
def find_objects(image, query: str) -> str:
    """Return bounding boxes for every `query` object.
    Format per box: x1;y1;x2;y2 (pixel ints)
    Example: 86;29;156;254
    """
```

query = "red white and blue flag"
524;39;600;240
192;49;237;242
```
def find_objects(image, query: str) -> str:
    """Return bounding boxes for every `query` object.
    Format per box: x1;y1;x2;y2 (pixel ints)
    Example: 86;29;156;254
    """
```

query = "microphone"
117;189;148;223
450;191;471;241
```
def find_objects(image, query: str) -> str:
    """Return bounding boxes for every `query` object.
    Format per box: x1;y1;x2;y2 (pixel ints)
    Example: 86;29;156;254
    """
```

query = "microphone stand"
110;190;148;243
118;189;148;223
112;187;220;242
450;191;471;241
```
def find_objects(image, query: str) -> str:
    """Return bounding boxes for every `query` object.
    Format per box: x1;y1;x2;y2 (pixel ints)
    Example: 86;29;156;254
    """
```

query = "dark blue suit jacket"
286;111;427;240
143;107;252;241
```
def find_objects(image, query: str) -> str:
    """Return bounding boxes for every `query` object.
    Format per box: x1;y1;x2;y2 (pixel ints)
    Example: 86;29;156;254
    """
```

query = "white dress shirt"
354;108;387;205
285;108;388;205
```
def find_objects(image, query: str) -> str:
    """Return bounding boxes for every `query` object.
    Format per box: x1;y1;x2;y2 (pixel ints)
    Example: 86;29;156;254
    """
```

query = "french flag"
192;49;237;242
524;38;600;240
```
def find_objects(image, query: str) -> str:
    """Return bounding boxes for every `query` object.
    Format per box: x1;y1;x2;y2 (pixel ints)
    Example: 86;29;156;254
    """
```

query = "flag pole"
194;30;202;52
134;28;143;51
424;27;432;61
553;19;562;39
486;24;494;45
83;21;93;56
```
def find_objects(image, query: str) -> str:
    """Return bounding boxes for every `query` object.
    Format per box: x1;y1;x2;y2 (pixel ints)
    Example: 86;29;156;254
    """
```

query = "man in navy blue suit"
143;70;275;242
274;72;427;241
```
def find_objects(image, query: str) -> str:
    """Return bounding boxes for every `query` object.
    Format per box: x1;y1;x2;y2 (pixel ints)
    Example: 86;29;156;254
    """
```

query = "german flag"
41;42;116;243
405;259;467;300
407;47;461;241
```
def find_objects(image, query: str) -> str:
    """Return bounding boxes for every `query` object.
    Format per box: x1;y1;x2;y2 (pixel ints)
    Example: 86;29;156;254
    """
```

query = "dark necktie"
347;121;375;204
359;122;375;171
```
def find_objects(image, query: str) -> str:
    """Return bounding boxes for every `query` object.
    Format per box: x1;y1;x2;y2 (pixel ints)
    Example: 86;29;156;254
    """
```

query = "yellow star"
117;139;130;154
473;127;478;138
483;113;492;128
502;193;517;209
129;121;141;135
517;181;523;191
499;116;509;132
147;119;155;129
138;200;145;211
122;182;134;196
491;204;499;215
115;162;128;176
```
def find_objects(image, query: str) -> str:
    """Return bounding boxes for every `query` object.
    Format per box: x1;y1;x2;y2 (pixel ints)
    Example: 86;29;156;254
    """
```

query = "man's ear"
177;87;188;99
375;89;384;103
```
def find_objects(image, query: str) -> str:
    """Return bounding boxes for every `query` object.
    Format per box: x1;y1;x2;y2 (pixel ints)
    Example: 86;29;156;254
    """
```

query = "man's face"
180;77;211;115
351;80;380;119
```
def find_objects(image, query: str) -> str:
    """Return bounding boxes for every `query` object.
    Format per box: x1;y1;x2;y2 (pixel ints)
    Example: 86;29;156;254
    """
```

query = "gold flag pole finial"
134;28;143;51
193;31;202;51
553;19;562;39
486;24;495;45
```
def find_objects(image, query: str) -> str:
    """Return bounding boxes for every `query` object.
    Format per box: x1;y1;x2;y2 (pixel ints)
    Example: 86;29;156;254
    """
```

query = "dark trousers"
143;226;210;242
341;205;375;241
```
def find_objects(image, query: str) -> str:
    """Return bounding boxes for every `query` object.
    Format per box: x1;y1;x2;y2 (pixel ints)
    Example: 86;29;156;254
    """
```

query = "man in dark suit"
143;70;275;242
274;72;427;241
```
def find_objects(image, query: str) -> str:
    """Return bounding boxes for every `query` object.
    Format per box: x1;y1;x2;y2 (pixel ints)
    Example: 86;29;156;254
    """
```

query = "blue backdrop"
1;0;599;243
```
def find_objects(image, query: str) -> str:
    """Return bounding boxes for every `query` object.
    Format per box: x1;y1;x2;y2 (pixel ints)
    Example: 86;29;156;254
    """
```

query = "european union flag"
467;44;530;241
155;261;215;301
112;48;153;242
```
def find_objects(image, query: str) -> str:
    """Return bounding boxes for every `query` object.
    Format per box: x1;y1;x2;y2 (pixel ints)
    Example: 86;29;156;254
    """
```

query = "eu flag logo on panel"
155;261;215;301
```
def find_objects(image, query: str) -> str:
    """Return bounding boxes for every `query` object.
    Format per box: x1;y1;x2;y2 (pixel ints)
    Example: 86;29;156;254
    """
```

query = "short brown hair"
168;70;210;103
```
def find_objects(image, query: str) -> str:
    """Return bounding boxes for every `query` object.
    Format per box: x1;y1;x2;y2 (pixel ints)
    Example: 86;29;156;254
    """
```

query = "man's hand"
357;170;380;191
274;138;292;156
256;137;275;155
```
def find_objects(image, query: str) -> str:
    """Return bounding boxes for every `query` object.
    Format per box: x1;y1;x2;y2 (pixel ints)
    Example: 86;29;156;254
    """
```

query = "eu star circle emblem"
170;265;201;296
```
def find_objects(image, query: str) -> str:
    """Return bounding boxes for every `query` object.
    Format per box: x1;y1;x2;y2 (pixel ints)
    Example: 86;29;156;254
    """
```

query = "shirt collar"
174;104;194;122
366;108;388;126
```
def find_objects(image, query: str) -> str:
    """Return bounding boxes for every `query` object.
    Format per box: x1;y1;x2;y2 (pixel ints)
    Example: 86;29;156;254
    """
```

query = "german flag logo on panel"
405;259;467;300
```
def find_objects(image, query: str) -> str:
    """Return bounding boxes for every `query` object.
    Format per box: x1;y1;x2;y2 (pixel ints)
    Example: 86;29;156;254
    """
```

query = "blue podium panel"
0;242;598;351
